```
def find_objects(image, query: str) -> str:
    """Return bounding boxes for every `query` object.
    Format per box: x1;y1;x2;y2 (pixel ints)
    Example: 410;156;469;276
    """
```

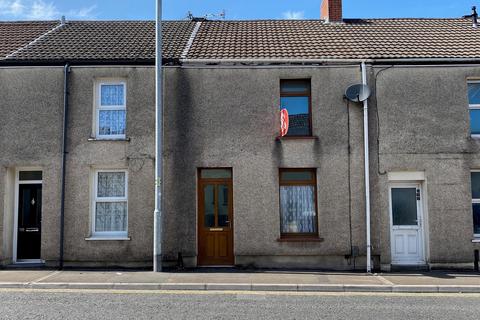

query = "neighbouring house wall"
62;66;155;267
163;66;367;269
372;65;480;268
0;67;64;265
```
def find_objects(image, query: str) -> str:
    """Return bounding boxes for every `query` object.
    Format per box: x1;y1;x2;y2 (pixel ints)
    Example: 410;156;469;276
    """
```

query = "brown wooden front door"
198;169;234;266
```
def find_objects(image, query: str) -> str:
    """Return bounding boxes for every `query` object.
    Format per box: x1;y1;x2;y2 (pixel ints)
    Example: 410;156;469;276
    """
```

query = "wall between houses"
163;66;366;269
372;65;480;268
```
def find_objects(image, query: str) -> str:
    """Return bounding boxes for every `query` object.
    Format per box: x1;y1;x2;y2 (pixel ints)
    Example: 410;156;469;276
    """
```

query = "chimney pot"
321;0;343;23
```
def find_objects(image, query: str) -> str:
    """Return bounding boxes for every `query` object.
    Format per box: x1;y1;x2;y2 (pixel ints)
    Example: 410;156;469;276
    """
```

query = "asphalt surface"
1;289;479;320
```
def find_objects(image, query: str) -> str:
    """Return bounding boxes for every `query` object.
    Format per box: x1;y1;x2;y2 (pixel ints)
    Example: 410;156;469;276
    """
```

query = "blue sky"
0;0;477;20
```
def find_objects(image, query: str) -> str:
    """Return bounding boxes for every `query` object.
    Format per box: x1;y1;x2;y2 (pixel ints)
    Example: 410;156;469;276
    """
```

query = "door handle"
25;228;39;232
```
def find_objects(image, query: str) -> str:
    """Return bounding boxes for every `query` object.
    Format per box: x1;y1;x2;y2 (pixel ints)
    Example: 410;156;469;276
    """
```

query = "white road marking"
374;274;395;286
30;271;61;283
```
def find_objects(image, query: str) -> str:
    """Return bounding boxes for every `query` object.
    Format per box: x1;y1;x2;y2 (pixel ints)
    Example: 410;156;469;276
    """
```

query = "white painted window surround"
95;80;127;140
468;81;480;138
87;169;129;240
387;171;425;181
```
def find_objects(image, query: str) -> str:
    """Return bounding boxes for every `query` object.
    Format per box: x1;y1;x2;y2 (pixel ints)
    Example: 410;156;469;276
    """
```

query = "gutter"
59;62;70;269
180;57;480;66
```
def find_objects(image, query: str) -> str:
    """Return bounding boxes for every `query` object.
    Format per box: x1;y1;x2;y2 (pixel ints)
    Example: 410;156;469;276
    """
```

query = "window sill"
472;238;480;243
88;137;130;142
276;136;318;141
85;236;131;241
277;237;324;242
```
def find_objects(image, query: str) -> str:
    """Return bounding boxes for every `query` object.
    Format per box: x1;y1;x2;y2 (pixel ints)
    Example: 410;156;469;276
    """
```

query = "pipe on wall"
59;63;70;269
154;0;164;272
361;62;372;273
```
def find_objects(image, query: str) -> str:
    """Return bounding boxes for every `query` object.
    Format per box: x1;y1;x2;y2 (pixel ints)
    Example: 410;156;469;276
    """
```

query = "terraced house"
2;0;480;271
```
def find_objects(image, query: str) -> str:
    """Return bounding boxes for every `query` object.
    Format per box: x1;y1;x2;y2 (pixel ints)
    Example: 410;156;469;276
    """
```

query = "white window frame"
91;169;129;239
468;80;480;138
472;170;480;238
95;80;127;140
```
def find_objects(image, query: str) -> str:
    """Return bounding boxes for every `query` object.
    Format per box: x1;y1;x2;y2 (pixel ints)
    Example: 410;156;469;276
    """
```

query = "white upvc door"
389;183;425;265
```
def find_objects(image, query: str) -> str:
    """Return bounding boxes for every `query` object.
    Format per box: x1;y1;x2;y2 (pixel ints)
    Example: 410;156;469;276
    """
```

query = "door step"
391;264;429;271
3;263;46;270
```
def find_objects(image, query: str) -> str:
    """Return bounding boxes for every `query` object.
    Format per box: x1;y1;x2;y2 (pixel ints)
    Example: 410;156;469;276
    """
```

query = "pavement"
0;269;480;293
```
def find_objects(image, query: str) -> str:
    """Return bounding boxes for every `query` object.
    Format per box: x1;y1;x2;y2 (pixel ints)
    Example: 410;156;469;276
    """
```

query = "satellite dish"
345;84;371;103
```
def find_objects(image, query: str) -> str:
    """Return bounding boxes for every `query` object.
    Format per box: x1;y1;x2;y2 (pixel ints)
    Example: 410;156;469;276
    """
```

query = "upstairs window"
468;81;480;136
96;81;126;139
280;80;312;136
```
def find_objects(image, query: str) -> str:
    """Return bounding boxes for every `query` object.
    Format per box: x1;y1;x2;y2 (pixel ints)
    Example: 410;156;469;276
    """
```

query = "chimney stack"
321;0;343;23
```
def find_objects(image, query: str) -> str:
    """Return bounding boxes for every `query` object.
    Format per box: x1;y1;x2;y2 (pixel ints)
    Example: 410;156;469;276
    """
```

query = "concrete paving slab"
160;283;206;290
251;284;298;291
327;274;384;285
0;271;56;283
297;284;344;292
206;283;252;291
381;273;480;286
113;283;162;290
344;285;392;292
392;285;439;293
437;285;480;293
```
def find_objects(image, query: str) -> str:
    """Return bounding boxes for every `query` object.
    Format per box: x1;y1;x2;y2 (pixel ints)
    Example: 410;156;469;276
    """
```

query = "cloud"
282;10;305;20
69;5;96;19
0;0;97;20
0;0;25;15
27;1;59;19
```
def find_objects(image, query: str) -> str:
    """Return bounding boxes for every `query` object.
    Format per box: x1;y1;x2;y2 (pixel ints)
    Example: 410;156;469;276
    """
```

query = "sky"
0;0;478;21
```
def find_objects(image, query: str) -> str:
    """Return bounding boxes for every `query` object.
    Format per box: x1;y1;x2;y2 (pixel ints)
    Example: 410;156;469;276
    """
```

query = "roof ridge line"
180;21;202;60
5;20;64;59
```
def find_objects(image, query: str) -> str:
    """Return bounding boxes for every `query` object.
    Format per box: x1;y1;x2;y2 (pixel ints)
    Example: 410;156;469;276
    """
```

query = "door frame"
388;182;427;265
13;167;43;264
197;168;234;266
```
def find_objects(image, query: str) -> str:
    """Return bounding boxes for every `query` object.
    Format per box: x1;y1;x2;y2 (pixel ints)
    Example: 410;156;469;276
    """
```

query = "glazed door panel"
198;177;234;266
390;185;425;265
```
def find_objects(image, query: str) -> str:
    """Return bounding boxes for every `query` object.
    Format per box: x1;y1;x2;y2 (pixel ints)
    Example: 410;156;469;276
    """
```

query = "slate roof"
0;21;58;58
1;18;480;64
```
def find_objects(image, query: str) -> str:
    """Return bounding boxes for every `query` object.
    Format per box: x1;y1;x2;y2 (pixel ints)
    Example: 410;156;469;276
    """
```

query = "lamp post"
154;0;163;272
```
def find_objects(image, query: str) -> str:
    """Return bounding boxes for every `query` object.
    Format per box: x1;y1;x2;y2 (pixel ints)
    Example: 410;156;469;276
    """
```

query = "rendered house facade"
1;1;480;270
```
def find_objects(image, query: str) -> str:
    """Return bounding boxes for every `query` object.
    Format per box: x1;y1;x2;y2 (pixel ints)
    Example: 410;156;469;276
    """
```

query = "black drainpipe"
59;63;70;269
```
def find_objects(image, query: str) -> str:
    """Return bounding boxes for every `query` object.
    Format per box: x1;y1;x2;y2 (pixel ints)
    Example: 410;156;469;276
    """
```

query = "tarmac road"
1;288;479;320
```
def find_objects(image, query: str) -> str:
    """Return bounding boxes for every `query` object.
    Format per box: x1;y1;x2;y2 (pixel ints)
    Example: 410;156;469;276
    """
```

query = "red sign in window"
280;108;289;137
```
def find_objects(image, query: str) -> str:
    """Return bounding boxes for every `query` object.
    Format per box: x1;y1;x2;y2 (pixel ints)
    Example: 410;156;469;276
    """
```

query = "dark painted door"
17;184;42;260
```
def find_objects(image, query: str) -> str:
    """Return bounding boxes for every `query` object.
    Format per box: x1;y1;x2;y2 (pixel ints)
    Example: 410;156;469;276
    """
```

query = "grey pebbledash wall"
0;67;64;265
371;65;480;268
1;63;480;269
162;66;365;269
